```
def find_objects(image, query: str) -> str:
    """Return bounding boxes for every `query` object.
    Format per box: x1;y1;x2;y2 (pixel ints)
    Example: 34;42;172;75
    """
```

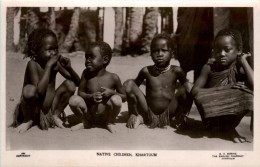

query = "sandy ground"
5;51;253;150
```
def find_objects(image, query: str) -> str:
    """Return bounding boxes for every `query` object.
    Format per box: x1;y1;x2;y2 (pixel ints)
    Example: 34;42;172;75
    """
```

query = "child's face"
214;35;241;67
37;35;58;64
151;39;172;68
85;46;104;72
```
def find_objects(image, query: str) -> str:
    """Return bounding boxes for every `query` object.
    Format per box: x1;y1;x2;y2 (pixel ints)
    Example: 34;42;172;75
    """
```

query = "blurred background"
6;7;253;79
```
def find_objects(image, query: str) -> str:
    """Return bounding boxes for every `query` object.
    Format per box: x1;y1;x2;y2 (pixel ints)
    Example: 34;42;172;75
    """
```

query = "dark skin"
191;35;254;143
125;38;192;128
16;35;80;133
70;46;126;133
191;36;253;97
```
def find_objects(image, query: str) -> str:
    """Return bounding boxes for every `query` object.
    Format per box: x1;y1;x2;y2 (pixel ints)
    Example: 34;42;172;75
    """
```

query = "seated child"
191;29;253;143
124;34;193;129
10;28;80;132
69;41;126;133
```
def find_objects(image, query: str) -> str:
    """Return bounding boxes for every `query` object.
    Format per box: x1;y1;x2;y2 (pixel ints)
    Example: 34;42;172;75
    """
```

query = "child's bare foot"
126;114;143;129
71;123;84;131
229;130;247;143
16;120;33;133
53;116;65;128
106;124;116;133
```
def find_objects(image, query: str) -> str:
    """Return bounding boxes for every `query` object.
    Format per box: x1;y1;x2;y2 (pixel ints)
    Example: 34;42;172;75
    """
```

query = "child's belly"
146;90;173;115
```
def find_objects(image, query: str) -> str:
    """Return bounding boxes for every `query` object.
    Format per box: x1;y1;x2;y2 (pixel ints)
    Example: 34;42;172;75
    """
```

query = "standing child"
191;29;253;143
124;34;193;129
10;28;80;132
69;41;126;133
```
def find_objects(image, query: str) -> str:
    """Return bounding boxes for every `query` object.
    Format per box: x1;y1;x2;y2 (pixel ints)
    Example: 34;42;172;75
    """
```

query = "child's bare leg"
169;86;193;130
221;116;247;143
105;95;122;133
124;79;148;129
16;85;36;133
52;80;76;128
69;95;88;131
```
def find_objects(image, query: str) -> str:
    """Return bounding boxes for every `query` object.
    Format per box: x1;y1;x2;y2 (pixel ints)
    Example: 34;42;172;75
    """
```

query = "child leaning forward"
10;28;80;132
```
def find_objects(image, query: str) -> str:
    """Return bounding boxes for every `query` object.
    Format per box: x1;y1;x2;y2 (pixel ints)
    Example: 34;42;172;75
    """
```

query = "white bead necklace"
154;64;171;74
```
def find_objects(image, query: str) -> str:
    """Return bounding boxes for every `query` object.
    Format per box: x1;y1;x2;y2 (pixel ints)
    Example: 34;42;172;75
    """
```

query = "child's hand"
59;56;71;69
237;52;251;65
100;87;114;98
47;55;60;68
92;92;103;103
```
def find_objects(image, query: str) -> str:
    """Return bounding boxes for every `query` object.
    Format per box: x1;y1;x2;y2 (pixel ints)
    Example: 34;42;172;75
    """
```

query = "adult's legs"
52;80;76;128
16;84;37;133
123;79;149;129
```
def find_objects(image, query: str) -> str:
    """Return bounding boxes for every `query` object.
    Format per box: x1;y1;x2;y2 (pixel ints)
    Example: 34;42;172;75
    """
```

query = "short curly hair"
86;41;112;66
25;28;57;59
151;33;174;51
215;29;243;51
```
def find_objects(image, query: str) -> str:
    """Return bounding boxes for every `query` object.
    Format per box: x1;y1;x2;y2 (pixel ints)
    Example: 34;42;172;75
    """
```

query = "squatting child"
69;41;126;133
10;28;80;132
191;29;253;143
124;34;193;129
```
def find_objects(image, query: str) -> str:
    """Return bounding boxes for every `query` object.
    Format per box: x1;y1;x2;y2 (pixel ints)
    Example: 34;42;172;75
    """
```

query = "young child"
191;29;253;143
69;41;126;133
10;28;80;133
124;34;192;129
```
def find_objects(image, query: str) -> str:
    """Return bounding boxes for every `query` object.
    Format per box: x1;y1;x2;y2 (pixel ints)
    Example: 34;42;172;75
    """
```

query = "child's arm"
190;64;211;97
100;74;126;102
175;67;192;93
57;56;80;86
134;67;146;87
27;56;59;96
237;53;253;90
78;70;93;100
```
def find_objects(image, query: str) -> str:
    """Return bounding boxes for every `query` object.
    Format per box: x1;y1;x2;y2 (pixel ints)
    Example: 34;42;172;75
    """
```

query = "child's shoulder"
26;60;40;70
170;65;184;73
105;71;121;80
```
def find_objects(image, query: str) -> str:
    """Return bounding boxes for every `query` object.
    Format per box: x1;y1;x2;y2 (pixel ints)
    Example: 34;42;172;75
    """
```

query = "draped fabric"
175;7;213;79
195;87;253;120
206;63;238;88
194;63;253;120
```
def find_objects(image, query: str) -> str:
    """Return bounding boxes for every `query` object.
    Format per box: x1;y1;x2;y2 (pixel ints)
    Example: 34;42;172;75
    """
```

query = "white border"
1;1;260;166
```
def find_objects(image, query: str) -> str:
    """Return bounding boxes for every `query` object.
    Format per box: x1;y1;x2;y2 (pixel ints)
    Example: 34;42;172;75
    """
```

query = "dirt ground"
5;51;253;150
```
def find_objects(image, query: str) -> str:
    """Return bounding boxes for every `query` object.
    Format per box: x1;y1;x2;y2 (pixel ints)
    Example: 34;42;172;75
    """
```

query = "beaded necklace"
154;64;171;74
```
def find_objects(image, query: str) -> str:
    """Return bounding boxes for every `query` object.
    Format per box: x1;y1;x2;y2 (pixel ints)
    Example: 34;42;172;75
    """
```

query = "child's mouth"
220;58;226;62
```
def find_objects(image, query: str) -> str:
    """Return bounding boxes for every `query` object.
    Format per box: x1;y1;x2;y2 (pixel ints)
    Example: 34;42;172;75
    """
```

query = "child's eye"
162;49;169;52
225;48;232;52
152;50;159;53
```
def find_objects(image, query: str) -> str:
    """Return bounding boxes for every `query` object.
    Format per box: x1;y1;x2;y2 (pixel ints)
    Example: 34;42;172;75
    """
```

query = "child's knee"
64;80;76;94
69;95;84;108
22;85;37;99
176;87;187;100
110;95;122;108
123;79;135;93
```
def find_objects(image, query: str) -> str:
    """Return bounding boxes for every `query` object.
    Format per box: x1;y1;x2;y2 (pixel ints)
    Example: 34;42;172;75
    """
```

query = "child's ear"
31;50;36;55
103;55;109;64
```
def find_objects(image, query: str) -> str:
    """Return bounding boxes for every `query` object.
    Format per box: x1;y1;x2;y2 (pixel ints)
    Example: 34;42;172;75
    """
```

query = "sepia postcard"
1;0;260;166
